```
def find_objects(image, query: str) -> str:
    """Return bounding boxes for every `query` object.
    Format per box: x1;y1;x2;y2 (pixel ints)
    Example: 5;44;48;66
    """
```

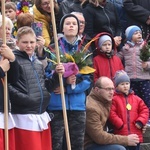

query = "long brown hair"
34;0;59;21
34;0;51;21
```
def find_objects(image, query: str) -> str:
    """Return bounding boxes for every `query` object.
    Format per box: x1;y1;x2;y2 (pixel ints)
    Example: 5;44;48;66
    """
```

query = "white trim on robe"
0;112;15;129
12;111;51;131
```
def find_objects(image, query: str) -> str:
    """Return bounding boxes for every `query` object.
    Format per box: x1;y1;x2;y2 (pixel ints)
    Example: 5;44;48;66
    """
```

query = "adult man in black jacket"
123;0;150;39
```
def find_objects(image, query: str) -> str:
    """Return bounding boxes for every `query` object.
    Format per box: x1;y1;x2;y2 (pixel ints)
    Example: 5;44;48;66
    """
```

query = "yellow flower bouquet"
44;39;96;75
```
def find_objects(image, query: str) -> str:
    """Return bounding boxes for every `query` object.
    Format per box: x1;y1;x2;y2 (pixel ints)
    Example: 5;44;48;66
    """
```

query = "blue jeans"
85;143;126;150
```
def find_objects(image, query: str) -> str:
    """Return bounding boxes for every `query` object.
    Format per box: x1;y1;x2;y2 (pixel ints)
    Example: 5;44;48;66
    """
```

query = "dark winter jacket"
0;59;19;112
123;0;150;39
69;0;83;13
9;50;59;114
82;2;122;38
59;0;73;16
108;0;127;39
109;90;149;142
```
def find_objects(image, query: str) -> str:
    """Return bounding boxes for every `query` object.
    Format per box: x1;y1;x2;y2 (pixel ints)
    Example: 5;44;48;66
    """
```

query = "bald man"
84;76;139;150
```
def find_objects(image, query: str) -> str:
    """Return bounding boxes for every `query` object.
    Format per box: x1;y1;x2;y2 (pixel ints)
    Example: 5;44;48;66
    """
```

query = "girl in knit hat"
117;25;150;122
93;32;124;82
46;14;92;150
109;70;149;150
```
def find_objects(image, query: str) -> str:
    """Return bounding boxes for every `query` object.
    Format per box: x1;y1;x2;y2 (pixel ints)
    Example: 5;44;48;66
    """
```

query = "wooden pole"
50;1;71;150
2;0;9;150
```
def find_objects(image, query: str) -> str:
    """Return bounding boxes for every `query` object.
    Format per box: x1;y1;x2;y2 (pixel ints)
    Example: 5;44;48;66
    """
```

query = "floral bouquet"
17;0;30;15
44;39;96;78
45;48;95;76
140;35;150;62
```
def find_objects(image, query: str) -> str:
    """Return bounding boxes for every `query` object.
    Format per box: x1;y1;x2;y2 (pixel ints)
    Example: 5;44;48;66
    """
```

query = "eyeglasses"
79;20;86;25
41;1;50;7
97;86;115;92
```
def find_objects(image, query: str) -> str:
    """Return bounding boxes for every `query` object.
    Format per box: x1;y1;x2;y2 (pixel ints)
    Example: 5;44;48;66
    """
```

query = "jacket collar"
126;39;143;47
89;88;112;106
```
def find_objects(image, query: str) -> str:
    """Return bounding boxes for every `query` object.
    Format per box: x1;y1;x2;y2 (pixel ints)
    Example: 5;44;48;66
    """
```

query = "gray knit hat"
59;14;80;34
114;70;130;87
98;35;112;48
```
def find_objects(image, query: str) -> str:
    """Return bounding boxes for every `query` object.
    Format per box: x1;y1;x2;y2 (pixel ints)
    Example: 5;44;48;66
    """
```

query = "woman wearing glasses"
33;0;60;47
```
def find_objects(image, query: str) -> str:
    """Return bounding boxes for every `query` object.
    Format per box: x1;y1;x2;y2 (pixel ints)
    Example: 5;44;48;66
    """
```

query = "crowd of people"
0;0;150;150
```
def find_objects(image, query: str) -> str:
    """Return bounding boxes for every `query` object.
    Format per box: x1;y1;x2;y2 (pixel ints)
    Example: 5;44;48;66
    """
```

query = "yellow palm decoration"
65;53;75;62
44;37;99;74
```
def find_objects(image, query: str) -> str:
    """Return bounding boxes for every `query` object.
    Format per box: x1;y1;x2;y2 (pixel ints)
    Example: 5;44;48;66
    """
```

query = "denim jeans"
85;143;126;150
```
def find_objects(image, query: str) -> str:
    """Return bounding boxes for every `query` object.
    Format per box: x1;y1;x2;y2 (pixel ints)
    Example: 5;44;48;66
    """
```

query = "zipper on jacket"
125;95;130;134
133;47;137;79
103;8;113;35
31;61;44;114
108;59;113;80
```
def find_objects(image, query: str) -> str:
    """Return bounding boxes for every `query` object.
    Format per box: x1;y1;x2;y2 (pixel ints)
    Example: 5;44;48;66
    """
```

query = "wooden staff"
50;1;71;150
2;0;9;150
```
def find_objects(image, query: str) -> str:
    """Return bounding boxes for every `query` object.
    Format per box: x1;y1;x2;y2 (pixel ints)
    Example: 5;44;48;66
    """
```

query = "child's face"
0;25;12;40
5;9;16;21
16;33;36;57
131;30;142;43
116;82;130;95
101;40;112;53
62;17;78;37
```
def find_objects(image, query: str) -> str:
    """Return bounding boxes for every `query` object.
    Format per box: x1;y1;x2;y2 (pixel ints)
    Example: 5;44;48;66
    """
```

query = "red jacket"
109;91;149;142
93;32;124;82
93;54;124;82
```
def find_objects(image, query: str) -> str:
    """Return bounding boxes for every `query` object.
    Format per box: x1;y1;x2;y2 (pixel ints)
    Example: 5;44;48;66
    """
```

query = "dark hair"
34;0;51;21
94;78;102;88
34;0;59;22
59;14;80;34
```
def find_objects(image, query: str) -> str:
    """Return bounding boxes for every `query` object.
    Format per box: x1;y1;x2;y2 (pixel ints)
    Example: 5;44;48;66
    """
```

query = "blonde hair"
0;15;13;30
17;26;36;40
